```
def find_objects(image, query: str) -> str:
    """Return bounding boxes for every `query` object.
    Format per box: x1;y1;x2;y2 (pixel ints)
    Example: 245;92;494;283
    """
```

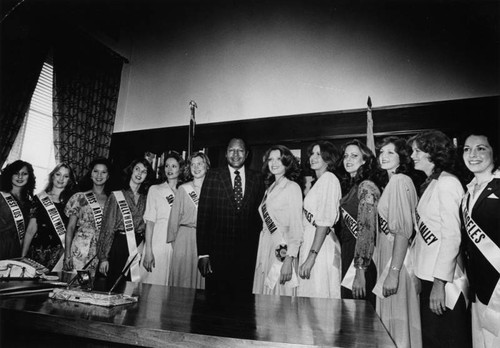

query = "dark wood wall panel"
110;96;499;172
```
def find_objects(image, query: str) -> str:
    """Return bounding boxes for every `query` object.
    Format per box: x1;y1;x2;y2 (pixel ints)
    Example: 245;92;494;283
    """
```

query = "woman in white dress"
253;145;303;296
141;152;184;285
167;152;210;289
298;141;342;299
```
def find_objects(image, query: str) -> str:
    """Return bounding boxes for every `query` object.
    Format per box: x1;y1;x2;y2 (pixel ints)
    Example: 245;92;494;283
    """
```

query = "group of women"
1;128;498;348
250;129;498;348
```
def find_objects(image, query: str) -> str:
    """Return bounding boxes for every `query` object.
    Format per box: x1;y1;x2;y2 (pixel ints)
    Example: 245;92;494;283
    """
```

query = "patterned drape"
53;33;123;179
0;8;49;168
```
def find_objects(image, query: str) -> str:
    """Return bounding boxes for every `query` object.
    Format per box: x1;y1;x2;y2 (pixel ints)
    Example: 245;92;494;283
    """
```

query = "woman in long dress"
298;141;342;299
141;152;184;285
64;158;114;275
167;152;210;289
461;131;500;348
0;160;35;260
410;130;469;347
337;139;380;308
22;163;76;271
253;145;303;296
374;136;421;348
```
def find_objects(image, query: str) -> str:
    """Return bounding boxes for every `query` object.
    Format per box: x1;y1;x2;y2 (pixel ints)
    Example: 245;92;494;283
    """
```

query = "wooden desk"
0;282;395;347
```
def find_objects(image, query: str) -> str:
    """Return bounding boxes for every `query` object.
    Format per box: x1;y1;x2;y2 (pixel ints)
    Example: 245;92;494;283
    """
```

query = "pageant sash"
340;208;359;290
463;193;500;334
166;193;174;207
303;207;317;228
183;185;199;209
341;207;358;239
261;191;277;234
1;192;25;244
415;211;468;309
113;191;141;282
416;211;438;246
303;206;341;295
37;192;66;271
84;192;103;232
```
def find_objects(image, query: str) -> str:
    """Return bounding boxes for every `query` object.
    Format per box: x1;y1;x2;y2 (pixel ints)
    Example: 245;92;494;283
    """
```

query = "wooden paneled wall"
110;96;499;172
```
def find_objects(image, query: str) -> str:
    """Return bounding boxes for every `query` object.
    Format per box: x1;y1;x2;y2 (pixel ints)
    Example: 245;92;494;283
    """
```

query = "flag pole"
188;100;197;156
366;96;375;153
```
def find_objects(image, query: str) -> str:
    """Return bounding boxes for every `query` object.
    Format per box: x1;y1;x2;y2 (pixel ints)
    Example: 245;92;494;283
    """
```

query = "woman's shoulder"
322;171;340;184
390;173;414;186
437;171;463;191
178;182;194;193
283;178;302;192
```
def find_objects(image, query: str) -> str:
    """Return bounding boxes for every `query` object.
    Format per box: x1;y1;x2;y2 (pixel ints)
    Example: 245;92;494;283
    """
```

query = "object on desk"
76;270;93;290
0;279;67;296
0;258;49;278
108;252;139;293
49;288;138;307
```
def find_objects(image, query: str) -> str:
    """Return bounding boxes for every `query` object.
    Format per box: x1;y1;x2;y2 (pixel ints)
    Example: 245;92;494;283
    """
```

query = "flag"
366;96;375;153
188;100;197;155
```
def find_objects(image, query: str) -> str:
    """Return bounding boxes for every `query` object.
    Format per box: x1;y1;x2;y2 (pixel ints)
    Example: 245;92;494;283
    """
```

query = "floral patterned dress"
65;192;104;273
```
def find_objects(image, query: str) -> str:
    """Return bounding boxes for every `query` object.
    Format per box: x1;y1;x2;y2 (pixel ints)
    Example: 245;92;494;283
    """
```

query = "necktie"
234;170;243;210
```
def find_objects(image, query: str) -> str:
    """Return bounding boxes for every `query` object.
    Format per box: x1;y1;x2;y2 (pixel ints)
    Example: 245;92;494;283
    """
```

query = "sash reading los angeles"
0;191;26;243
341;207;358;239
339;207;359;290
462;193;500;335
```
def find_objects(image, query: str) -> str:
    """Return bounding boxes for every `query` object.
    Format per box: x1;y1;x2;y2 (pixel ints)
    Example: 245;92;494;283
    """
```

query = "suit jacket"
462;176;500;304
197;166;265;279
414;171;464;283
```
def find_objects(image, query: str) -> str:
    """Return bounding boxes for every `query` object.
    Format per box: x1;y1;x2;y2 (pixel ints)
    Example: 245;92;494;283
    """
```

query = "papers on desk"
49;288;138;307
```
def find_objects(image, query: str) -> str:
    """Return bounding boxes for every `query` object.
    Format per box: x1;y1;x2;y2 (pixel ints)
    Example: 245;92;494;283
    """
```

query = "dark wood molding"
110;95;500;171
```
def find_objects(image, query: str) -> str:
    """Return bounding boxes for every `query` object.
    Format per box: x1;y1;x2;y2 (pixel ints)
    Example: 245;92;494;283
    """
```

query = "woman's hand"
383;269;400;297
142;249;155;272
99;261;109;276
299;254;316;279
352;269;366;299
430;278;447;315
63;256;73;271
279;256;293;284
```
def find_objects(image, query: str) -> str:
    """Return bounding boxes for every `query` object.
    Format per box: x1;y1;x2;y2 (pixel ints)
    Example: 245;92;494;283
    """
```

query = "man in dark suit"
197;138;265;296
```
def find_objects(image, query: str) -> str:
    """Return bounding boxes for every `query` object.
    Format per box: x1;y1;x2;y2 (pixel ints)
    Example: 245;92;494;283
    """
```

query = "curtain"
0;7;50;168
53;31;124;179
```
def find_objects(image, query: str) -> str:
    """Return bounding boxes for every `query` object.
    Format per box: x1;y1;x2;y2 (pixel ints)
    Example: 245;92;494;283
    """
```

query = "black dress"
26;195;68;270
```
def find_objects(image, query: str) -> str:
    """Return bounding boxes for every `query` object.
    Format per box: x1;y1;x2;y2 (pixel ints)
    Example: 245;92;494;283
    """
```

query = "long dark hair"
262;145;301;187
0;160;36;200
44;163;77;204
337;139;380;194
123;158;155;195
459;129;499;184
158;151;185;188
375;136;419;190
79;157;116;195
307;140;340;186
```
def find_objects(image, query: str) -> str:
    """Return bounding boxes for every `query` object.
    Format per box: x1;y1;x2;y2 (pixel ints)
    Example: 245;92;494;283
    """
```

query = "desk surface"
0;282;395;347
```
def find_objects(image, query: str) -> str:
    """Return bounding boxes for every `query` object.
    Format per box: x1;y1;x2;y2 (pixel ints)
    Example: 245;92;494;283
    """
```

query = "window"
4;61;56;191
